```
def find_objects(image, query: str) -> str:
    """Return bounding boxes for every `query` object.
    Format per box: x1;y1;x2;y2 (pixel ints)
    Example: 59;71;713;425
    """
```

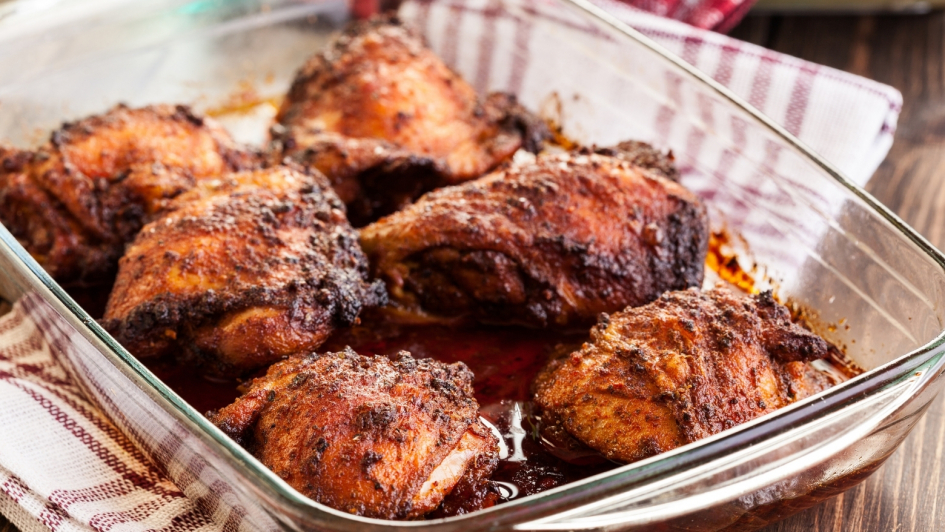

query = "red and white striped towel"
0;3;902;531
595;0;901;185
403;0;900;188
0;299;226;532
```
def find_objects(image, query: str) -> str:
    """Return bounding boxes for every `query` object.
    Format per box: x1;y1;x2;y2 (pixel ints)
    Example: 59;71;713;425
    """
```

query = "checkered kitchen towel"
0;2;902;531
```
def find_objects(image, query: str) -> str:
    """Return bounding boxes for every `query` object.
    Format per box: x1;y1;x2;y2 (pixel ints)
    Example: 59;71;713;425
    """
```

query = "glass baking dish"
1;0;945;529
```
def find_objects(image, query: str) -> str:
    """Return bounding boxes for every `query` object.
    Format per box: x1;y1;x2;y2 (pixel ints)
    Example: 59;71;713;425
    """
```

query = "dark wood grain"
731;11;945;532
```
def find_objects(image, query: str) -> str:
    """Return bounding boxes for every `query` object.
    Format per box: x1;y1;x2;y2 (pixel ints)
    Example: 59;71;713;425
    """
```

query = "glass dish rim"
1;0;944;527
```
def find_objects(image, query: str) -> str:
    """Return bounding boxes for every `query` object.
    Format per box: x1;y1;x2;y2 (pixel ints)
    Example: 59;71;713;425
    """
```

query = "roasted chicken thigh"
102;166;385;375
209;349;499;519
274;15;549;224
0;104;261;284
360;149;708;327
534;286;833;464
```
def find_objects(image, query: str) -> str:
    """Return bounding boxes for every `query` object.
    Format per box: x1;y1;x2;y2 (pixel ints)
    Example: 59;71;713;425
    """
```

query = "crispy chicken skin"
274;15;550;225
359;150;708;328
534;286;833;464
0;104;261;284
596;141;680;182
101;166;386;375
208;349;499;519
278;131;443;226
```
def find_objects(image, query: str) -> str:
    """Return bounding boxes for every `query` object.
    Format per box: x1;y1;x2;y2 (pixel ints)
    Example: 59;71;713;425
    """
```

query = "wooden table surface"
1;10;943;532
730;11;945;532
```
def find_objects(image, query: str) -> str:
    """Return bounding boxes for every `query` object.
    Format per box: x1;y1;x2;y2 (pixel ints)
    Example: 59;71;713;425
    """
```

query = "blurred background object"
751;0;938;12
0;0;935;31
610;0;937;31
607;0;758;31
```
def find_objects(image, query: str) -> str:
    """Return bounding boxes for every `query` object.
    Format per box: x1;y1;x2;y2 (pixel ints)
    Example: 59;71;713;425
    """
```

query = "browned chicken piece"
359;149;709;328
0;104;261;284
101;166;386;375
595;141;680;182
208;349;499;520
274;15;550;225
534;286;834;464
279;131;443;226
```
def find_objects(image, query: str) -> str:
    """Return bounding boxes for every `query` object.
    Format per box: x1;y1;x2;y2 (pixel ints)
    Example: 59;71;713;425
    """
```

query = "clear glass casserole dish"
1;0;944;529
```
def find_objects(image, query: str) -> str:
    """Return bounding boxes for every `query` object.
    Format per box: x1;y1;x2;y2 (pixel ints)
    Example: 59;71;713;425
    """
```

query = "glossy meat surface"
101;166;386;375
0;104;261;284
209;349;499;519
534;286;833;464
275;15;549;224
360;150;709;327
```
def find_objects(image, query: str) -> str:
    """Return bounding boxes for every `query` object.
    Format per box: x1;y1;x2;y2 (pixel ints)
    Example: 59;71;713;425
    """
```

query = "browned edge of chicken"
208;348;499;519
359;149;708;328
101;165;386;376
273;14;551;225
0;104;263;285
534;286;835;464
